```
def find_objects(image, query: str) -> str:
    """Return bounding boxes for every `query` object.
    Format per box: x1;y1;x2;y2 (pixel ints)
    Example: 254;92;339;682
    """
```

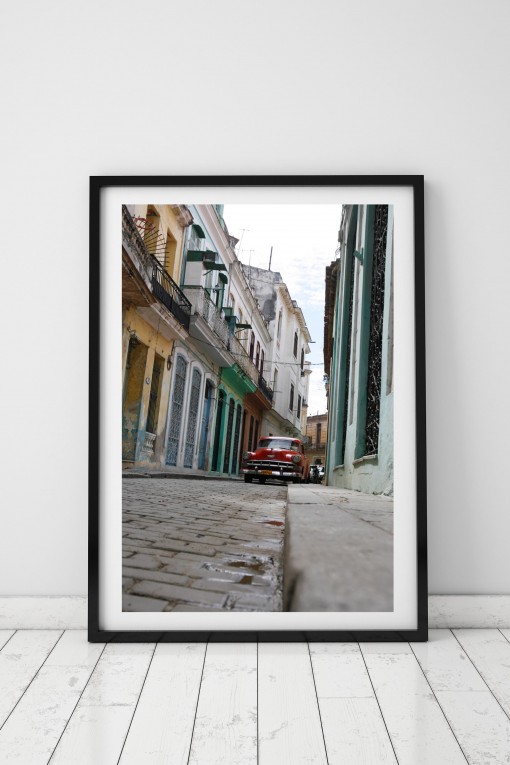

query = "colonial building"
242;265;311;439
121;204;192;466
305;412;328;465
169;205;273;476
324;204;394;495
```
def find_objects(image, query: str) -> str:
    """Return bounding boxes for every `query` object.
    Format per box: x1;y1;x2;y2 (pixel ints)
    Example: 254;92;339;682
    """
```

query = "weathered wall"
2;0;510;596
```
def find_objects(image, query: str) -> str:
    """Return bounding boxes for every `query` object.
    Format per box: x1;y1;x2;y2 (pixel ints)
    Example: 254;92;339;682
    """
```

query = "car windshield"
258;438;300;451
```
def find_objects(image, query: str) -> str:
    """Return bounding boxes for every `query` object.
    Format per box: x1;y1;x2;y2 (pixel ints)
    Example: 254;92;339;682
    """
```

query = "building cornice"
170;204;193;228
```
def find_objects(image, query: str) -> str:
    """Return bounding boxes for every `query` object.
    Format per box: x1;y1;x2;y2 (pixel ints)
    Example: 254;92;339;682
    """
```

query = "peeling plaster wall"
242;265;282;322
2;0;510;596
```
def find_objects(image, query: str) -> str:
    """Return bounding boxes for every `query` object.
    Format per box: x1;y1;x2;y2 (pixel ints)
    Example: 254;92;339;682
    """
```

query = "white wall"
1;0;509;596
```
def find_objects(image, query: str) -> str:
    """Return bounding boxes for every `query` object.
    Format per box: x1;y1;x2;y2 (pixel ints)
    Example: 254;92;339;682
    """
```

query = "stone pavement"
284;484;394;612
122;478;287;612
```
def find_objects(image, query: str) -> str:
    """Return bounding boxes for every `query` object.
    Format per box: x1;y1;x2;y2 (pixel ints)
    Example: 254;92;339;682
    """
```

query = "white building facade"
242;265;311;439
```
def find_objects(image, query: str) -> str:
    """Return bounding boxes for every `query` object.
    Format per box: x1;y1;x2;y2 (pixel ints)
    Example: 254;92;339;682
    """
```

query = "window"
259;438;299;451
249;332;255;361
273;368;278;397
164;229;177;277
289;383;295;412
297;395;302;419
300;348;304;372
144;206;160;257
260;349;265;376
316;423;322;447
255;342;260;370
293;332;298;358
277;309;282;341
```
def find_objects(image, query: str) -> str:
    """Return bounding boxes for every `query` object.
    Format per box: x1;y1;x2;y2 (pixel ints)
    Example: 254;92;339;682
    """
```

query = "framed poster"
89;176;427;642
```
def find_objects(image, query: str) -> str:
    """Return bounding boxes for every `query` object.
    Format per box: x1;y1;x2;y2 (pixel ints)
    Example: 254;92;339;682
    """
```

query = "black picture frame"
89;175;427;643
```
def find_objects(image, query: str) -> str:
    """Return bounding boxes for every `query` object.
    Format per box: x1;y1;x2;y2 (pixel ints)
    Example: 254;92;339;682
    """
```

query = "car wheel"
259;477;266;484
244;475;253;483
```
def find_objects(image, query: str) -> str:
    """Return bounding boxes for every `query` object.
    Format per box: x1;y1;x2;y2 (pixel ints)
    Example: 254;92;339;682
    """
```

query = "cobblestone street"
122;478;287;612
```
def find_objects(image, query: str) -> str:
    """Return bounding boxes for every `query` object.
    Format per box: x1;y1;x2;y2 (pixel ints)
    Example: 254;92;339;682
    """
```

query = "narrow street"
122;478;287;612
123;476;394;613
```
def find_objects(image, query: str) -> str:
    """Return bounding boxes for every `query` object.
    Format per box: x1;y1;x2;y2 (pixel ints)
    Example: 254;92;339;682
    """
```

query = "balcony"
182;287;273;401
257;373;274;403
151;260;191;331
122;205;191;331
183;286;234;367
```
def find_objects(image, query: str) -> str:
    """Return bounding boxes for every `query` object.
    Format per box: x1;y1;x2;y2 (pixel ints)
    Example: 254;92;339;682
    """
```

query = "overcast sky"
223;204;341;415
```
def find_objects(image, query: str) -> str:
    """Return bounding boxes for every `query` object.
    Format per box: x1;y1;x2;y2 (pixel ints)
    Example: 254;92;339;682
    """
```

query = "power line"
188;331;324;367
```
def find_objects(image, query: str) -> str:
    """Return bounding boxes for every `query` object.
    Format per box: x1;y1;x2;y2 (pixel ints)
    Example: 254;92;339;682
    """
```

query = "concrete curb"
122;472;243;482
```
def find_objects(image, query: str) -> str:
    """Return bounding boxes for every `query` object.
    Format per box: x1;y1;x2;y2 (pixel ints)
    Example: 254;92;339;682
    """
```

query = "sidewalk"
123;465;243;481
283;484;394;612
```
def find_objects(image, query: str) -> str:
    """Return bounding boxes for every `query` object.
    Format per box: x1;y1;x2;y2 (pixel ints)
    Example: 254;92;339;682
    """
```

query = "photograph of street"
121;202;394;613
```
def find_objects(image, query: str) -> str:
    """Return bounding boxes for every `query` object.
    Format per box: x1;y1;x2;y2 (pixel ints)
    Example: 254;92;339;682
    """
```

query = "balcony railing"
122;205;191;331
151;260;191;331
227;331;260;387
258;373;274;403
183;286;231;347
182;286;273;396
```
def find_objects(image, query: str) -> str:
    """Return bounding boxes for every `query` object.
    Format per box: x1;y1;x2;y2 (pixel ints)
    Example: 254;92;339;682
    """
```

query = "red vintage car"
241;436;310;484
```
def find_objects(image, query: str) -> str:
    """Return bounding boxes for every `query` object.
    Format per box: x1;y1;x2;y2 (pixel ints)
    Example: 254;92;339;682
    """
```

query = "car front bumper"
241;462;301;479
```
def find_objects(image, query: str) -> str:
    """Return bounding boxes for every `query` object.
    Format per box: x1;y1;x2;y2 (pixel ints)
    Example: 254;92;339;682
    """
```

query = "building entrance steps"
283;485;394;612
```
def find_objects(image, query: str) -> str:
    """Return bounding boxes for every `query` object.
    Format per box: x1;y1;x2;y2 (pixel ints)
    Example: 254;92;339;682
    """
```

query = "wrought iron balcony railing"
182;286;273;396
257;373;274;403
183;286;232;347
151;260;191;331
122;205;191;331
227;331;261;387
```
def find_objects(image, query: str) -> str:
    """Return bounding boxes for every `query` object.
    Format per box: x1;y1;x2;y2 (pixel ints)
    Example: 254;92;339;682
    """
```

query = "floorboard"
50;642;154;765
360;641;467;764
258;642;328;764
0;629;509;763
0;631;15;651
188;641;257;765
119;642;206;765
0;630;63;729
310;642;397;764
453;628;510;716
0;631;103;764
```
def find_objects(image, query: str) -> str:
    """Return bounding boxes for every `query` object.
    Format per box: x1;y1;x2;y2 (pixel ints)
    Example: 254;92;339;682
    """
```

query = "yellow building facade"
121;204;193;466
305;412;328;465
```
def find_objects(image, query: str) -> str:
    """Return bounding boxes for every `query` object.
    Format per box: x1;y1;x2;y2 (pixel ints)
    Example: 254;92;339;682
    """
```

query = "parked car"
241;436;310;484
310;464;324;484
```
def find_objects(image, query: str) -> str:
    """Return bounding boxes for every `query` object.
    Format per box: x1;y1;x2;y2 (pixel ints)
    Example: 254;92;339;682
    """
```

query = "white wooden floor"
0;629;509;764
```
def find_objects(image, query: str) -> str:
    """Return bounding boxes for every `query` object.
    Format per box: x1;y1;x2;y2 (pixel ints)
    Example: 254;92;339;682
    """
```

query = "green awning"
193;224;206;239
218;272;228;284
204;263;227;272
221;365;257;396
186;250;204;262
